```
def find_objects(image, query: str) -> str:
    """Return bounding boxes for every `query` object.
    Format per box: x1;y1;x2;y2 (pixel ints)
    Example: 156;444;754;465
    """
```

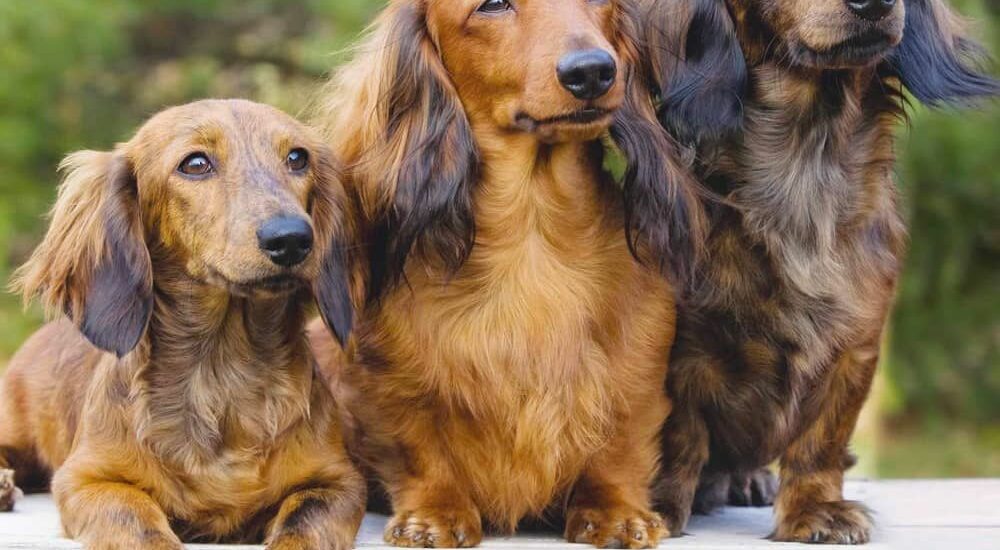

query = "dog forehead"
130;100;318;162
136;100;309;149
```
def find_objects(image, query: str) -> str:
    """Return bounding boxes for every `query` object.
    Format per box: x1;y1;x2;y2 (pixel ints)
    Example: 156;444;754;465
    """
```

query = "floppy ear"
317;3;479;300
611;2;708;284
887;0;999;104
309;149;357;348
13;150;153;357
643;0;748;144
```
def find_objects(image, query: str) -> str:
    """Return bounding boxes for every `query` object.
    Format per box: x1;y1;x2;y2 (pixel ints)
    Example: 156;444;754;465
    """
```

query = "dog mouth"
235;275;306;293
515;107;613;132
205;267;308;297
791;30;897;68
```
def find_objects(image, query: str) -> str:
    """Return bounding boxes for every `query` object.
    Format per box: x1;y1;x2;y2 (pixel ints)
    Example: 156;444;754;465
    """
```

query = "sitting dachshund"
310;0;704;547
640;0;998;544
0;99;364;549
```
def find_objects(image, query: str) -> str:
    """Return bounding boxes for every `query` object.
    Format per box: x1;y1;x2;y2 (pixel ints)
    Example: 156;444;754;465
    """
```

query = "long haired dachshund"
640;0;999;543
309;0;703;547
0;100;364;549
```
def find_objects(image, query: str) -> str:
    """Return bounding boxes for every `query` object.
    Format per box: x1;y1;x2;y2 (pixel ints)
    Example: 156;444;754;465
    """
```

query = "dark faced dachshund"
640;0;998;544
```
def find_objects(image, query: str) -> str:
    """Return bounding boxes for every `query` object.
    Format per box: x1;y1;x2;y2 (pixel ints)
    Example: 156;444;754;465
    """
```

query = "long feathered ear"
643;0;748;144
309;148;359;348
316;2;479;300
611;2;707;284
13;151;153;357
886;0;999;104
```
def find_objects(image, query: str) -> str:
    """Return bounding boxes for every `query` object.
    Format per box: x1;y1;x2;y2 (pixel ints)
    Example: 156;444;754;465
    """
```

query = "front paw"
772;500;873;544
654;499;689;539
268;531;352;550
0;469;23;512
87;532;185;550
565;504;667;549
384;506;482;548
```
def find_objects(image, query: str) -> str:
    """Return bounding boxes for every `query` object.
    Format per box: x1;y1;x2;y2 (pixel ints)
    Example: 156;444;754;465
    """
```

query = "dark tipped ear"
646;0;748;144
311;151;356;348
364;4;479;299
887;0;1000;105
316;241;354;347
610;48;707;285
81;155;153;357
15;151;152;357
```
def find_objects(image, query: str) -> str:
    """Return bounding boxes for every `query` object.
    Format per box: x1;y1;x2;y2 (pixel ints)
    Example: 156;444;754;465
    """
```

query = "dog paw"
654;499;689;539
0;469;22;512
87;533;185;550
565;504;668;548
384;507;482;548
269;532;352;550
772;500;873;544
728;468;778;507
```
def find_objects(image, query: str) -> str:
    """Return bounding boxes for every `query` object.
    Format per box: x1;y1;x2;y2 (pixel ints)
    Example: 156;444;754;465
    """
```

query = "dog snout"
256;216;314;268
556;49;617;100
846;0;896;21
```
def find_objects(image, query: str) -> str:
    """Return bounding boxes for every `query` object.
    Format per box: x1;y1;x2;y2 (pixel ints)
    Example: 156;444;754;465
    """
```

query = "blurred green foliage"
885;0;1000;475
0;0;997;476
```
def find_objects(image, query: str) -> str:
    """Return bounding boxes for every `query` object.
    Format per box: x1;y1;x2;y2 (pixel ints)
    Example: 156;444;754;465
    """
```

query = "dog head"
645;0;999;142
14;99;355;356
426;0;636;143
320;0;705;292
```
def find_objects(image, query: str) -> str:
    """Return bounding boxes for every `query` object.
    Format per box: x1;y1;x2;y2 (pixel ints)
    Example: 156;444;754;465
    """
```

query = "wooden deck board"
1;480;997;549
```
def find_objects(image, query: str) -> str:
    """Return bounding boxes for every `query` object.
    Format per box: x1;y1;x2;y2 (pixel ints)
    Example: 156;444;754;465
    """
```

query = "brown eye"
477;0;512;14
178;153;213;177
287;148;309;172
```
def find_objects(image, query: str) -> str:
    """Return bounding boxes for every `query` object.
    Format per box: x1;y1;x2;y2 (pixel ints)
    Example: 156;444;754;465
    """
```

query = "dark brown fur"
0;100;365;549
641;0;998;544
311;0;705;547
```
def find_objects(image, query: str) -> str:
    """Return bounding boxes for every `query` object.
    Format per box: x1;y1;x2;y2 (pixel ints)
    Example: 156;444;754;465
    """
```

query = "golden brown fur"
640;0;998;544
0;99;364;549
310;0;704;547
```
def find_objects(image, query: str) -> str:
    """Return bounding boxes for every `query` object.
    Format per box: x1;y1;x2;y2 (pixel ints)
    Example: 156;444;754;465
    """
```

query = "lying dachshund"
0;99;364;549
310;0;704;547
641;0;998;543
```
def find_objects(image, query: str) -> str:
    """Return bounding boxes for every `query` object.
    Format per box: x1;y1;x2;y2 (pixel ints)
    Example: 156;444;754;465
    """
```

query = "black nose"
846;0;896;21
556;49;617;100
257;216;314;268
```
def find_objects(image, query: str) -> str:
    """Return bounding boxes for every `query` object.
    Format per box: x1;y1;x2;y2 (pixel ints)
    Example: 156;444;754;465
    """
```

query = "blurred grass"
0;0;998;477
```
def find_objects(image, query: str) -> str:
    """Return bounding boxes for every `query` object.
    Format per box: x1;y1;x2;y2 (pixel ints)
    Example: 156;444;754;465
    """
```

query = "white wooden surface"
1;480;998;549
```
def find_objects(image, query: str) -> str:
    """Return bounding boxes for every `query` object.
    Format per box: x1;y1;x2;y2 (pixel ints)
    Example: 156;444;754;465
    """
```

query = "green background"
0;0;997;477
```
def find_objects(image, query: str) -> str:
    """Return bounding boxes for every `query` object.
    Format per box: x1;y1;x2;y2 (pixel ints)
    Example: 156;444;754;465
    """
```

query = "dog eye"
178;153;213;177
287;148;309;172
477;0;512;14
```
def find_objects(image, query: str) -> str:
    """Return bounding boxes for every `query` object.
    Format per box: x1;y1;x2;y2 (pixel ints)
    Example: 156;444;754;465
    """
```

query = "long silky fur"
316;3;479;300
887;0;1000;104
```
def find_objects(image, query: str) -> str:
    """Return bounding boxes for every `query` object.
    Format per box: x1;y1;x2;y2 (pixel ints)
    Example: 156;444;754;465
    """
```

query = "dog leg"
652;407;710;536
384;478;483;548
772;343;879;545
727;467;779;507
266;478;366;550
565;395;669;549
54;475;183;550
